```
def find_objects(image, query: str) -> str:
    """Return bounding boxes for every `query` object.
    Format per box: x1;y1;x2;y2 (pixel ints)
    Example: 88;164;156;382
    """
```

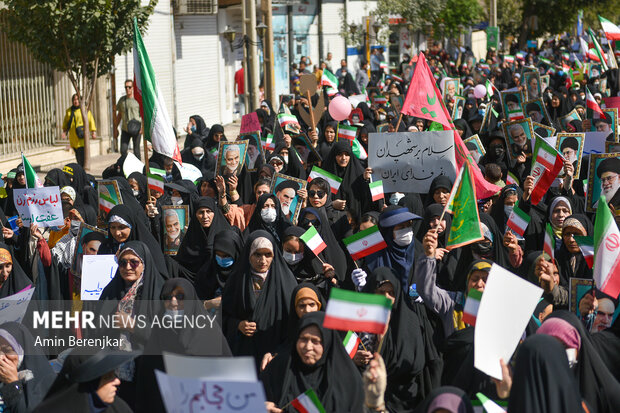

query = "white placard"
155;370;266;413
368;131;457;193
163;353;257;382
80;255;118;301
174;161;202;182
583;131;608;155
123;152;145;178
13;187;63;227
474;264;543;380
0;287;35;324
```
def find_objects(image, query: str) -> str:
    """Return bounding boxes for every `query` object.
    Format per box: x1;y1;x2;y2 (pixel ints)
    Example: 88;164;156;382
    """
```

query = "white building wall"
321;0;346;67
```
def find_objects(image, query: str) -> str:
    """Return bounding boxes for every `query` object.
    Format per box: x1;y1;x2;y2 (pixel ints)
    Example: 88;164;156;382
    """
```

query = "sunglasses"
308;190;326;198
118;258;141;269
125;86;132;89
163;293;185;301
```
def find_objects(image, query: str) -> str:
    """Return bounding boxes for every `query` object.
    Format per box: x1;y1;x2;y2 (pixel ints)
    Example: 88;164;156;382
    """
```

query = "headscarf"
281;226;327;286
0;244;32;298
419;203;453;248
260;312;364;412
182;115;209;150
488;184;522;234
425;175;453;207
556;214;593;286
63;163;97;207
203;124;225;154
543;311;620;413
413;386;473;413
0;322;56;412
318;121;337;160
175;197;231;278
127;171;148;207
286;282;326;332
44;168;71;188
221;230;297;360
244;194;291;245
508;334;584;413
548;196;572;238
591;312;620;382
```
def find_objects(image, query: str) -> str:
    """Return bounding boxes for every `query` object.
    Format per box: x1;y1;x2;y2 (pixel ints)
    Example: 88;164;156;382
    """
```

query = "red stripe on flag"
312;241;327;255
371;192;384;202
462;312;476;326
585;256;594;269
307;175;338;194
323;316;386;335
291;399;309;413
350;241;388;261
601;256;620;298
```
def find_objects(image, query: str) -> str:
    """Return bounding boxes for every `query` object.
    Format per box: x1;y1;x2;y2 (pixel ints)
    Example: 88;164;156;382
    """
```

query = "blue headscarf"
365;207;421;292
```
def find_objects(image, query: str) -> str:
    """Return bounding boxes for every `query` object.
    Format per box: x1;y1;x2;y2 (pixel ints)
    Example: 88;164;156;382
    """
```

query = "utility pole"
287;4;295;81
261;0;276;105
490;0;497;28
245;0;260;110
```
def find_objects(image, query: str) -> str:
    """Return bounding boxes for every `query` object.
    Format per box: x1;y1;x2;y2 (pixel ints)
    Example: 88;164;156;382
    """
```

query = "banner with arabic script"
368;131;457;194
13;186;64;227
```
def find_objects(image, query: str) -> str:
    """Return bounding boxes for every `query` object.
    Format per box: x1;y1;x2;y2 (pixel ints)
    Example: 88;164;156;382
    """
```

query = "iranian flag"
369;180;384;202
572;53;584;70
599;15;620;41
592;197;620;298
586;86;606;119
147;173;164;194
543;223;555;262
506;171;519;186
291;389;325;413
326;87;338;97
21;154;42;188
588;28;609;71
337;124;357;142
99;193;117;214
150;166;165;177
343;331;361;358
504;55;515;63
476;393;507;413
445;162;484;250
300;224;327;256
379;61;388;70
278;113;300;129
321;69;338;89
323;288;392;334
391;74;403;83
261;133;276;151
351;138;368;160
516;51;526;60
342;225;387;260
574;235;594;269
373;95;388;105
530;137;564;205
462;288;482;326
132;19;181;164
308;166;342;194
506;204;531;237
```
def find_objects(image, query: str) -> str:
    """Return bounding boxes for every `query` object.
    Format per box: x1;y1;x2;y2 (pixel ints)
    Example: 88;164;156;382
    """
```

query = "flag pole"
143;134;151;199
395;112;403;131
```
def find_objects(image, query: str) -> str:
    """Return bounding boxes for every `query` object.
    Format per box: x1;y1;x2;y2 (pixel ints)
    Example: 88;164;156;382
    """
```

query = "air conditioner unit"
174;0;218;15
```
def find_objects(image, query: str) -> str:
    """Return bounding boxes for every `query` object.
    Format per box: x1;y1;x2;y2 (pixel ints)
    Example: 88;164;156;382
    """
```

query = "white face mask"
394;227;413;246
171;196;183;205
282;154;289;164
504;205;514;216
281;204;290;216
261;207;277;223
379;114;386;121
566;348;578;368
283;251;303;264
193;152;204;161
132;189;140;197
389;192;405;205
164;309;184;321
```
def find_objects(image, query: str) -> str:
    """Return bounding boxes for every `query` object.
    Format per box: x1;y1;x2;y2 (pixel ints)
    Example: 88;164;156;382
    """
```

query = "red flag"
401;53;500;199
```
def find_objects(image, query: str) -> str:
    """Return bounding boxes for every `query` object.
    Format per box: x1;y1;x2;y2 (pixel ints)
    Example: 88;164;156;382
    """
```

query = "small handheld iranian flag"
599;15;620;41
291;389;325;413
516;51;526;60
308;166;342;194
462;288;482;326
574;235;594;269
147;173;164;195
592;197;620;298
21;154;42;188
150;166;166;177
588;28;609;71
586;86;606;119
504;55;515;64
369;180;384;202
278;113;301;132
337;124;357;142
373;95;388;105
326;87;337;97
343;331;361;359
300;224;326;256
506;204;531;237
506;171;519;186
530;137;564;205
323;288;392;334
391;74;403;83
351;138;368;160
261;133;276;151
476;393;507;413
379;61;388;70
342;225;387;260
543;223;555;262
321;69;338;89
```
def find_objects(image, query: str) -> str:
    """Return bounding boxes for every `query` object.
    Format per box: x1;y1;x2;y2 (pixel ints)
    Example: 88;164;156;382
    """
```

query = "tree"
435;0;483;40
497;0;524;39
373;0;446;32
1;0;157;169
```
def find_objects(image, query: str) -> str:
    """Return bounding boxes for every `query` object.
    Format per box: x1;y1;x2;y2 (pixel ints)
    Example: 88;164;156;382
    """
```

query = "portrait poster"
605;141;620;153
215;140;248;177
558;109;582;132
502;118;535;162
240;132;261;172
464;134;486;164
590;108;618;142
162;205;189;256
531;122;555;138
586;152;620;212
524;98;551;125
555;133;585;178
540;74;550;92
501;90;525;121
97;180;123;217
71;223;106;277
442;77;460;103
570;278;620;332
523;71;542;100
452;96;466;120
270;173;306;225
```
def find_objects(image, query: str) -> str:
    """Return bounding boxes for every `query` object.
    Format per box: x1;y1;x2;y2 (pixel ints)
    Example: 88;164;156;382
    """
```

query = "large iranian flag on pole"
588;28;609;71
321;69;338;89
599;15;620;41
592;197;620;298
530;137;564;205
133;19;181;164
324;288;392;334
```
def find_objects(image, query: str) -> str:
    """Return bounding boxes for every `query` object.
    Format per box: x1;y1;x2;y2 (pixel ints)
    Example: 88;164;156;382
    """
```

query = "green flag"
21;153;42;188
445;162;484;249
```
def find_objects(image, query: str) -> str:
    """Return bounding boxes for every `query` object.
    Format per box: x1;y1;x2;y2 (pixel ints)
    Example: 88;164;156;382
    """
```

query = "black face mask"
471;240;494;258
492;145;505;158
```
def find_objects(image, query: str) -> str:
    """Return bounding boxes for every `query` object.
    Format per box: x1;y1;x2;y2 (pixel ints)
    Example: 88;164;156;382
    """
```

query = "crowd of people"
0;30;619;413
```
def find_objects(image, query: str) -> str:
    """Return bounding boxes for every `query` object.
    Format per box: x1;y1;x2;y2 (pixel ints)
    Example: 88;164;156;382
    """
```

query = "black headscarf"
221;230;298;360
203;124;225;154
182;115;209;150
413;386;474;413
0;243;32;298
0;322;56;412
419;203;453;248
127;172;148;207
64;163;97;208
281;226;326;284
488;184;522;234
270;143;307;180
244;194;291;245
99;204;169;280
44;168;71;188
363;267;442;411
425;175;453;207
508;334;584;413
318;121;337;160
544;311;620;413
174;197;231;278
591;313;620;382
260;311;364;412
194;229;244;300
181;136;216;179
555;214;593;286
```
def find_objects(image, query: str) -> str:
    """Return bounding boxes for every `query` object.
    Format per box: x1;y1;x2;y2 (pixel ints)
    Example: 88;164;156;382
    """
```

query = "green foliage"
373;0;446;33
436;0;483;39
2;0;156;96
497;0;524;38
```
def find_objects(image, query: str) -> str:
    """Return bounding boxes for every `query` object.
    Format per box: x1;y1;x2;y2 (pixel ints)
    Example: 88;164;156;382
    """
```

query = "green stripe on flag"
300;225;319;244
467;288;483;301
21;154;40;188
343;225;380;245
305;389;325;413
446;163;484;249
99;193;117;205
369;181;382;190
309;166;342;184
330;287;392;308
513;205;530;223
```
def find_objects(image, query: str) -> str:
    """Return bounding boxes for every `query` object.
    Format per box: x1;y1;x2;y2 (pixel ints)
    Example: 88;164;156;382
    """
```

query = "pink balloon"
474;84;487;99
328;95;352;121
